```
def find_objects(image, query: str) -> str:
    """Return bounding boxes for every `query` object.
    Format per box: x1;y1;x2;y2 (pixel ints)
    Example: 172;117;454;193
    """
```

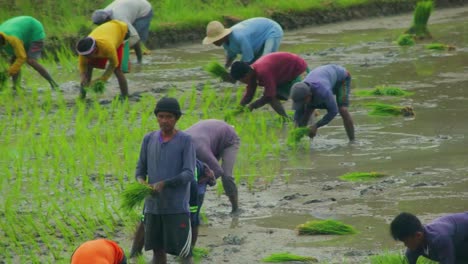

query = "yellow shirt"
0;33;27;75
78;20;127;81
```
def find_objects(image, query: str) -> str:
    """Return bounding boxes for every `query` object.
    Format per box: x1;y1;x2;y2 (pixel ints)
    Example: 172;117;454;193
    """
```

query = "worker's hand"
151;181;165;192
137;177;147;185
308;124;318;138
199;168;216;186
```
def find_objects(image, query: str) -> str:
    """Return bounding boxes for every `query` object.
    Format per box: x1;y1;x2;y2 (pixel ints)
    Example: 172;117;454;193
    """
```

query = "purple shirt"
241;52;307;105
406;212;468;264
184;119;239;179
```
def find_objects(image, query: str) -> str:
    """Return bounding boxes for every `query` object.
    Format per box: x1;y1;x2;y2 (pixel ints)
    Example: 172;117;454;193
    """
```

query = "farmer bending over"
135;97;195;264
290;64;355;141
92;0;153;64
70;239;127;264
0;16;58;90
230;52;308;119
390;212;468;264
203;17;283;68
75;20;129;99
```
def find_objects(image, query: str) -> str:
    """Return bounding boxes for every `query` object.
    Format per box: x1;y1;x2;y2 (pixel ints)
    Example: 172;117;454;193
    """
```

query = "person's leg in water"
113;67;129;98
27;41;59;90
221;139;240;214
129;220;145;258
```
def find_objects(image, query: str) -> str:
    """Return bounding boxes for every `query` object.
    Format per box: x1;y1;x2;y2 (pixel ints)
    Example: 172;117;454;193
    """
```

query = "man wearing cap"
92;0;153;64
185;119;241;214
71;239;127;264
135;97;195;264
202;17;283;68
0;16;58;90
75;20;129;99
290;64;355;141
229;52;308;119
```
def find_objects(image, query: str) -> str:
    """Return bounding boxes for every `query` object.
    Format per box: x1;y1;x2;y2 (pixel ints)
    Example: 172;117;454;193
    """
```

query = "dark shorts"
133;9;153;42
144;213;192;257
333;72;351;107
276;67;311;100
190;193;205;227
27;41;44;59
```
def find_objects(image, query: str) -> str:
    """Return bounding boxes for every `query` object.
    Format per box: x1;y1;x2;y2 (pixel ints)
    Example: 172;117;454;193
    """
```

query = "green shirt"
0;16;45;56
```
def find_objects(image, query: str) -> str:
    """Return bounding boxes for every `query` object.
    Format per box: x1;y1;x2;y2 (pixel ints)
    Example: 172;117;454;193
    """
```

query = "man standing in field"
203;17;283;68
135;97;195;264
70;239;127;264
289;64;355;141
92;0;153;64
75;20;129;99
229;52;308;119
0;16;58;90
390;212;468;264
185;119;241;214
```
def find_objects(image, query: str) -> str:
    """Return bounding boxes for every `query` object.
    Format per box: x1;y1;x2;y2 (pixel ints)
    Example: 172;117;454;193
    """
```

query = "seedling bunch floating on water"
367;103;415;117
262;252;318;263
370;252;437;264
339;172;386;181
355;85;412;97
296;219;357;235
396;34;415;46
425;43;456;51
121;183;153;211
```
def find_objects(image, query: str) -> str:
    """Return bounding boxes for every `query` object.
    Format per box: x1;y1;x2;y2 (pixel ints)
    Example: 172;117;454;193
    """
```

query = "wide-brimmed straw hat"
202;21;232;45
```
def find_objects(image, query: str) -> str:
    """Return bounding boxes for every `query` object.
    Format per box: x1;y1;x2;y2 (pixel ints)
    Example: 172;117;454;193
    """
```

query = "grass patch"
369;252;437;264
405;0;433;39
262;252;318;263
396;34;415;46
354;85;412;97
121;183;153;211
366;103;415;117
287;127;310;147
339;172;386;181
296;219;357;235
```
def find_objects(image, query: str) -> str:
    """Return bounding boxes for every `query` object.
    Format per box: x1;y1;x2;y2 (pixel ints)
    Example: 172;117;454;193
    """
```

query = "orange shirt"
71;239;124;264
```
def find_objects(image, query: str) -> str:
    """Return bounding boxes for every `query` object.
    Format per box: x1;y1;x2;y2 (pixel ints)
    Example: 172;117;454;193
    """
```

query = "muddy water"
115;6;468;264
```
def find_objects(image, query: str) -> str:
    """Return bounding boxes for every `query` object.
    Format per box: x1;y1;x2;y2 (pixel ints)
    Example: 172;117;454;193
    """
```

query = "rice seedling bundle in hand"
339;172;386;182
121;183;153;211
262;252;318;263
204;61;234;82
405;0;433;39
287;127;310;147
367;103;415;117
297;219;357;235
369;253;437;264
90;80;106;94
396;34;415;46
355;86;412;97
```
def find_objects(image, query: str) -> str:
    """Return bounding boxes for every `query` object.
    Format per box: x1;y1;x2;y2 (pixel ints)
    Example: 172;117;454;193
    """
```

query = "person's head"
153;97;182;133
390;212;425;251
75;37;97;57
91;9;112;25
230;61;254;84
202;21;232;46
290;82;312;111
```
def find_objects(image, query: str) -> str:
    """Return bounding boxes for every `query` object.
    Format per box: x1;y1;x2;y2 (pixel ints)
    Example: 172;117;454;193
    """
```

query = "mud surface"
49;6;468;264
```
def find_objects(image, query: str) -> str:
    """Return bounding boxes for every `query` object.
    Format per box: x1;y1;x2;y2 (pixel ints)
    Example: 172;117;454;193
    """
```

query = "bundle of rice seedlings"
425;43;456;51
204;61;233;82
90;80;106;94
396;34;415;46
339;172;386;182
369;252;437;264
297;219;357;235
287;127;311;147
0;71;7;89
355;85;412;97
121;183;153;211
262;252;318;263
367;103;415;117
405;0;433;39
193;247;209;262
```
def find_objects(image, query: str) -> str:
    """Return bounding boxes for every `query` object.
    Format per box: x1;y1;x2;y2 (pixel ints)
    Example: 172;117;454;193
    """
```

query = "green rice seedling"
193;247;210;262
262;252;318;263
425;43;456;51
396;34;415;46
90;80;106;94
339;172;386;181
367;103;415;117
121;183;153;211
204;61;233;82
0;70;8;89
296;219;357;235
354;85;412;97
224;105;249;121
369;252;437;264
287;127;310;147
405;0;433;39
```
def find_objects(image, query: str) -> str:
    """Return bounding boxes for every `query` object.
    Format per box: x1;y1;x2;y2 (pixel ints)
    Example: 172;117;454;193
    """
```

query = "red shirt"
71;239;125;264
241;52;307;105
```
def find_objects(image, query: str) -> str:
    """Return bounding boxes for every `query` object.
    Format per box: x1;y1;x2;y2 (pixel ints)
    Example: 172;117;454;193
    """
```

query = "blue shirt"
135;131;196;214
223;17;283;63
406;212;468;264
294;64;349;128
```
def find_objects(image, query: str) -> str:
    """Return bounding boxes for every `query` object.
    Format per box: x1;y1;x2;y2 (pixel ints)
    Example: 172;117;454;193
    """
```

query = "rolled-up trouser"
221;137;240;197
